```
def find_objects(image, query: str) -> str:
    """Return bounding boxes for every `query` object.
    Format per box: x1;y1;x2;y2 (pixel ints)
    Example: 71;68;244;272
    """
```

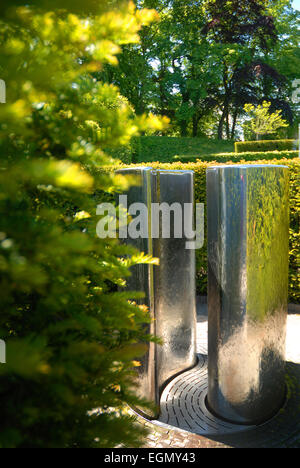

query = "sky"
292;0;300;10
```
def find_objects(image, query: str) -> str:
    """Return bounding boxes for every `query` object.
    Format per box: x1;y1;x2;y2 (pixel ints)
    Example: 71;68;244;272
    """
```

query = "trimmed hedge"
235;139;299;153
105;145;132;164
117;158;299;303
173;150;298;163
108;137;298;164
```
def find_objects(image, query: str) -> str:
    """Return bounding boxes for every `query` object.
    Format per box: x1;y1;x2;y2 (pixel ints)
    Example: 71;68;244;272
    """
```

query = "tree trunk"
226;110;230;139
219;64;231;140
218;106;227;140
180;120;188;137
231;109;238;140
192;114;199;138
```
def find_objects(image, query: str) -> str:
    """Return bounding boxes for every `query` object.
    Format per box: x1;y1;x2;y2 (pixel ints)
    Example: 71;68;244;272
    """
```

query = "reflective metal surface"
152;170;197;396
207;165;289;425
117;168;197;418
116;167;156;414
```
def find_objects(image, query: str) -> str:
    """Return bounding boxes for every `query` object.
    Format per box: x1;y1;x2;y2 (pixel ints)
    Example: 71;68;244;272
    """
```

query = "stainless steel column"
152;170;197;396
207;164;289;425
117;167;197;418
116;167;157;415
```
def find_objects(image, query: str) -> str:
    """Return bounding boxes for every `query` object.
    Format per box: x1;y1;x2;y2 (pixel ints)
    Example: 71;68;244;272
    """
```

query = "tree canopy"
104;0;299;139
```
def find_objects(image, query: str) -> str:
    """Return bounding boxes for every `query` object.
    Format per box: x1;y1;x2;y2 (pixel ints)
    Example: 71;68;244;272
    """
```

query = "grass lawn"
134;136;235;163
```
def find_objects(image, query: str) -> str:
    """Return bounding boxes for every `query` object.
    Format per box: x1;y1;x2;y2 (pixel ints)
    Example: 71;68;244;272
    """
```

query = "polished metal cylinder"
152;170;197;396
206;165;289;425
117;167;197;417
116;167;157;414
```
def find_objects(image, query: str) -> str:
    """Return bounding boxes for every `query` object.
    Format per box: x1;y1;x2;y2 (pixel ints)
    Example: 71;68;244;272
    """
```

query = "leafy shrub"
0;1;168;448
235;140;299;153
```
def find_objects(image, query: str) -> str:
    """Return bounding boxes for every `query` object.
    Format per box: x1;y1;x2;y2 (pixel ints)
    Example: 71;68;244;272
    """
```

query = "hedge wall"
106;139;298;165
235;139;299;153
173;150;298;163
105;145;133;164
113;158;299;304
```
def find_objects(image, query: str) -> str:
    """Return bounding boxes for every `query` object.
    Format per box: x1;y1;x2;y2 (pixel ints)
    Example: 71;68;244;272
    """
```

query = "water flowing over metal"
206;164;289;425
117;164;289;428
117;167;197;418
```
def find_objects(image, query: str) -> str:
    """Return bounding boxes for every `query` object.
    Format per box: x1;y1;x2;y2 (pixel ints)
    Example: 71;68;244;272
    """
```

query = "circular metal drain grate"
136;355;300;447
158;354;256;436
135;315;300;446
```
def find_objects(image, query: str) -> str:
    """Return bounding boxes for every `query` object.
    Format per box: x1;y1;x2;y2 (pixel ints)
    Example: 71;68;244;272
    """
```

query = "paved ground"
135;300;300;449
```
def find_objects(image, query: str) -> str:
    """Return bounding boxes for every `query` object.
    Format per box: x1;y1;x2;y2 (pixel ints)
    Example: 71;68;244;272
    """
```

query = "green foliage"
130;136;143;163
235;139;299;153
118;158;300;304
174;150;298;163
128;136;297;163
242;119;291;141
0;0;169;448
243;101;289;139
109;0;300;139
106;146;133;164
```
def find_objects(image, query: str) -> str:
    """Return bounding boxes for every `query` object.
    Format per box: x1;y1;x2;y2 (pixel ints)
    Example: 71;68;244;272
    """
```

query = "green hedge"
173;150;298;163
105;145;133;164
117;158;299;303
235;139;299;153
